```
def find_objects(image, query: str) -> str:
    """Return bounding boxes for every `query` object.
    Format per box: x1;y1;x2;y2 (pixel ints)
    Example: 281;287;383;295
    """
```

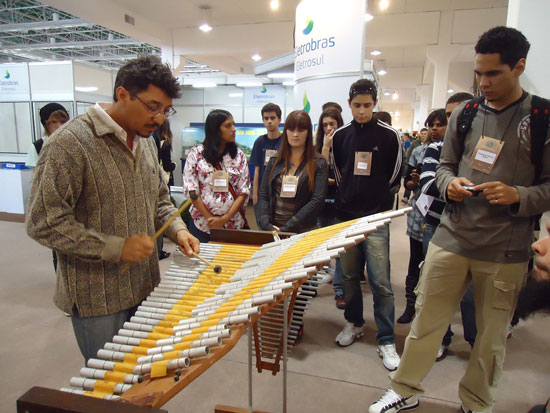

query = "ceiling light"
447;88;455;93
379;0;390;11
283;81;296;86
229;93;243;97
237;81;263;87
384;91;391;96
267;73;294;79
370;50;381;56
75;86;98;92
251;54;262;61
392;91;398;100
395;111;400;117
377;69;387;76
270;0;279;11
198;6;213;32
192;82;217;88
365;13;374;22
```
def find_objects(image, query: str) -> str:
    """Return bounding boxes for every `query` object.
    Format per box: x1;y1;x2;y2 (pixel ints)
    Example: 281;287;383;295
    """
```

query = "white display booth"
0;61;113;220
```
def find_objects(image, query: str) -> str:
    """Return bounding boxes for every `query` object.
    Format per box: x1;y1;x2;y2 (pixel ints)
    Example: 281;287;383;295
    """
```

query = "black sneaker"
397;305;415;324
335;294;346;309
159;251;171;260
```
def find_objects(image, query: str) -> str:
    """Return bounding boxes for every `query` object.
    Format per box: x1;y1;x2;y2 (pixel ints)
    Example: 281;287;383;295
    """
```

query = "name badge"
469;136;504;174
212;170;229;192
354;152;372;176
281;175;298;198
265;149;278;166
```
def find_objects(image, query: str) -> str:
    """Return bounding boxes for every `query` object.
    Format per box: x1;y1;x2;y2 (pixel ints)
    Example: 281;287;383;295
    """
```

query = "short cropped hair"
113;55;181;101
349;79;377;102
261;103;282;119
446;92;474;106
425;109;447;127
475;26;530;69
373;111;392;125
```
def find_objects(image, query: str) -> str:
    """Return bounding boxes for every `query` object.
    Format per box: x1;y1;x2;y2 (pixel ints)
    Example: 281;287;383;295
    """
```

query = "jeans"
340;223;394;344
71;305;138;362
423;223;477;347
188;218;210;243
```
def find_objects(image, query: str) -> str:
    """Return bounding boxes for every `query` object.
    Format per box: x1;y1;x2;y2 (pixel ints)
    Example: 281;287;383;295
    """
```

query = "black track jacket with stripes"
332;118;402;220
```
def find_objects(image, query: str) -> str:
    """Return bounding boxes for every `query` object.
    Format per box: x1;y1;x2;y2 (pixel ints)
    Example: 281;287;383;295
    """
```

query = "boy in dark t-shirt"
250;103;283;204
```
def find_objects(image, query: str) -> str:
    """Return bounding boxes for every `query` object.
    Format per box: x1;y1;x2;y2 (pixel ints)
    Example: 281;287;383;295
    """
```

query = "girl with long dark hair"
183;109;250;242
255;110;328;233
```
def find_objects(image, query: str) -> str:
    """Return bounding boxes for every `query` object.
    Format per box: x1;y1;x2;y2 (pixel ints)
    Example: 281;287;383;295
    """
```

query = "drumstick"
121;193;197;274
192;253;222;273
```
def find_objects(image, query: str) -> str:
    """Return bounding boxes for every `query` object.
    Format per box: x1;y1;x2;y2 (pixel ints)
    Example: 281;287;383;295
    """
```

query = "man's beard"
515;270;550;320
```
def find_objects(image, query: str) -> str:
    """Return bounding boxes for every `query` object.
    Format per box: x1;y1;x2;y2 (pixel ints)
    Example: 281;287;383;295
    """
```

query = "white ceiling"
40;0;509;126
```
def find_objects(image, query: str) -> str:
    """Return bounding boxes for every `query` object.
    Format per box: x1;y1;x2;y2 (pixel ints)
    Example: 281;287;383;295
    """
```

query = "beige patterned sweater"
26;105;187;317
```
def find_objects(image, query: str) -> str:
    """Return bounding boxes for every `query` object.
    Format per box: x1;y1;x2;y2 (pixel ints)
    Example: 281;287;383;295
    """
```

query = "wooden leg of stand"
271;285;300;376
252;323;263;373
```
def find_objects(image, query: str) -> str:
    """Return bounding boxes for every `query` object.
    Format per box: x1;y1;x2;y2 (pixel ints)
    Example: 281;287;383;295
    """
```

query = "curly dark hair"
113;55;181;101
425;109;447;127
202;109;237;166
475;26;530;69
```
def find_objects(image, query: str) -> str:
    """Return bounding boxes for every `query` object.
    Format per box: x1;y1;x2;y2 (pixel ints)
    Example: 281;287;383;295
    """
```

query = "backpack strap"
530;95;550;184
33;138;44;155
456;97;484;154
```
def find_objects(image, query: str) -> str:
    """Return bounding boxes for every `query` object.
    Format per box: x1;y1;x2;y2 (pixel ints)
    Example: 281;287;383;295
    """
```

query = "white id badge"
264;149;278;166
470;136;504;174
212;170;229;192
354;152;372;176
281;175;298;198
416;194;434;217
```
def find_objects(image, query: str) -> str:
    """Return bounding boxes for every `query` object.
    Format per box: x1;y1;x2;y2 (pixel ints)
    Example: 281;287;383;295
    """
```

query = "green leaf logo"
303;18;314;35
261;86;267;93
303;91;311;113
4;70;10;79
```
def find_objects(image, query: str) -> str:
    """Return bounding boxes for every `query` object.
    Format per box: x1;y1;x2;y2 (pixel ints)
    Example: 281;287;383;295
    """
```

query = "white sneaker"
335;321;363;346
377;343;400;371
369;388;419;413
317;270;333;283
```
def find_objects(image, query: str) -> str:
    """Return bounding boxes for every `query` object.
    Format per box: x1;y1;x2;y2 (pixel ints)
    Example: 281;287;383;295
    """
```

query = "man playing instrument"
26;55;200;362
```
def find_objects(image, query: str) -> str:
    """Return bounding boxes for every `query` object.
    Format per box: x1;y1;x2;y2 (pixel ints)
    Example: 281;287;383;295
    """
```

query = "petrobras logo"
1;69;20;90
303;91;311;113
303;18;314;35
295;16;336;74
261;86;267;93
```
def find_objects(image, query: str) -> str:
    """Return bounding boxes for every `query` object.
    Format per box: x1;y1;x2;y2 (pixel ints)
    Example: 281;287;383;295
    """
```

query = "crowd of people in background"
24;25;550;413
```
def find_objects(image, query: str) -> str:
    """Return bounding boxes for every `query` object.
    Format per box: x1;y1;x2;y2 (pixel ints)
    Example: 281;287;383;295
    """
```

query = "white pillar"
427;45;460;109
414;84;432;130
294;0;366;126
507;0;550;237
507;0;550;97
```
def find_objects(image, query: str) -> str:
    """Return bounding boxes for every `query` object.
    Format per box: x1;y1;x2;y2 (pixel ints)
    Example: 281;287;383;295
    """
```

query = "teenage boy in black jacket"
332;79;402;371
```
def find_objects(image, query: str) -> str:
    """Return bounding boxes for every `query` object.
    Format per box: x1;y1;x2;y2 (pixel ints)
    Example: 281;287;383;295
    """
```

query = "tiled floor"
1;214;549;412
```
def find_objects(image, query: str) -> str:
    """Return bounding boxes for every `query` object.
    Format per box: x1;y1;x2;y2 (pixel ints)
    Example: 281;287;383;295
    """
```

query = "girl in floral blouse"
183;109;250;242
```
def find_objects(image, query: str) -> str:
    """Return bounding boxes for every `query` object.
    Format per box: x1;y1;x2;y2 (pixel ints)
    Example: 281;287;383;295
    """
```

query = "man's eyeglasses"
133;94;176;119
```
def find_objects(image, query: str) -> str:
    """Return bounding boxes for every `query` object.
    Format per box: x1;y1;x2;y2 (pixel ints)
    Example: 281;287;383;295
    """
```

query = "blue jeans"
340;224;394;344
71;305;138;362
188;218;210;243
423;223;477;346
